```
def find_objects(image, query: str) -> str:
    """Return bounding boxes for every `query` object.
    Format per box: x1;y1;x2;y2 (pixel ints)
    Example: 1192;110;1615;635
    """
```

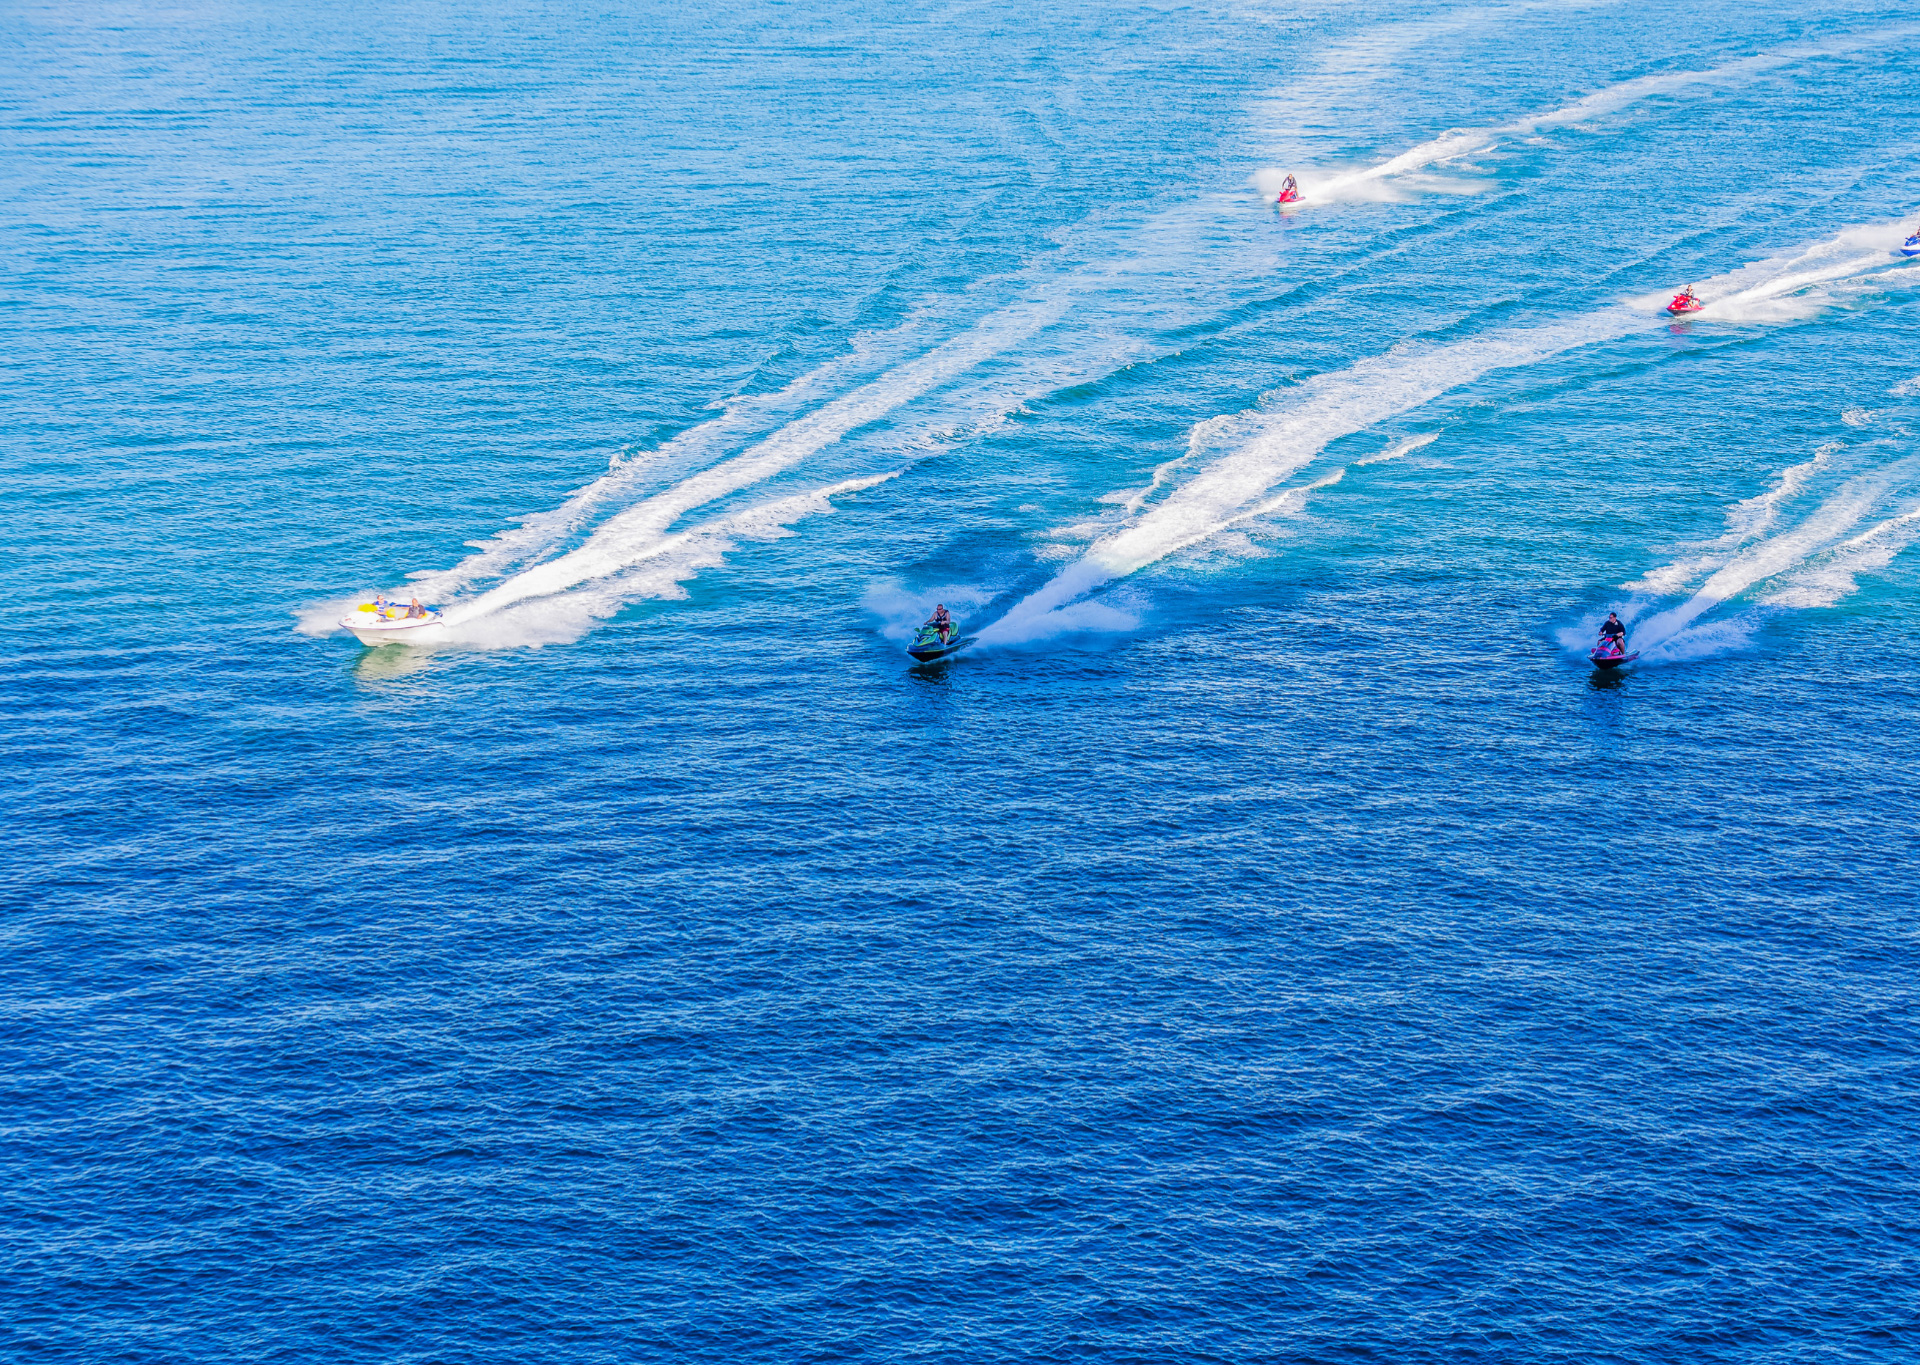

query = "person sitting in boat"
1597;611;1627;655
930;604;953;643
406;598;426;619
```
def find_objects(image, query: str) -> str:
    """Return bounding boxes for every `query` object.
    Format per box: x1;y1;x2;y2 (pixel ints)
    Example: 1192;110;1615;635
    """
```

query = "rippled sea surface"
6;1;1920;1359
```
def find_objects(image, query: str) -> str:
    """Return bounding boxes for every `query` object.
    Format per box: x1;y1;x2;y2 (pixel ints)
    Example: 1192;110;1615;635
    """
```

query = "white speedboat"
340;600;446;646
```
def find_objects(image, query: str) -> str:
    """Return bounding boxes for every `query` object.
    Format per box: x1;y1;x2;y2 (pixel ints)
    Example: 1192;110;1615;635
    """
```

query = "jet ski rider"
930;603;953;643
1598;611;1627;655
1277;173;1298;203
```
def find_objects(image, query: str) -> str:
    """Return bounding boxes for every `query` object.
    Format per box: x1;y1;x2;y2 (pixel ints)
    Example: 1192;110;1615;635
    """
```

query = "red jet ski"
1274;174;1301;205
1665;286;1703;316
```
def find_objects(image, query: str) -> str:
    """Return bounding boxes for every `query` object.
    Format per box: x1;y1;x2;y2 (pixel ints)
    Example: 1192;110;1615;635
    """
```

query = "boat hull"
341;612;446;647
1589;650;1639;668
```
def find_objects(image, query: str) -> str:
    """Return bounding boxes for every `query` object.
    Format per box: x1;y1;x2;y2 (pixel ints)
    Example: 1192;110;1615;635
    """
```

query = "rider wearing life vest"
931;604;953;643
1277;174;1299;203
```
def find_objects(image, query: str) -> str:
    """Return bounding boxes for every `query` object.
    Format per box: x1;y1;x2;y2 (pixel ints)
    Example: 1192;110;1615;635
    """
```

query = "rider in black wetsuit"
1598;612;1627;653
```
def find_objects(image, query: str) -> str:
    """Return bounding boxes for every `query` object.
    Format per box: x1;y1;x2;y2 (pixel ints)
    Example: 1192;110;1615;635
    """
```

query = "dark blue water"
5;1;1919;1360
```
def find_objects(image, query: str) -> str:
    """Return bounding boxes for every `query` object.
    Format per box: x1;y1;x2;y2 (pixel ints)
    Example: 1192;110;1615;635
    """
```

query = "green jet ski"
907;614;970;662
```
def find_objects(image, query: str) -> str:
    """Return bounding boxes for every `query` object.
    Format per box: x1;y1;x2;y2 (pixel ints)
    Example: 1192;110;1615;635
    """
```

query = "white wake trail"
1263;25;1918;205
1674;230;1904;322
1630;442;1840;595
406;327;923;601
1759;494;1920;612
434;471;903;649
981;315;1631;641
1357;432;1439;466
1635;467;1914;647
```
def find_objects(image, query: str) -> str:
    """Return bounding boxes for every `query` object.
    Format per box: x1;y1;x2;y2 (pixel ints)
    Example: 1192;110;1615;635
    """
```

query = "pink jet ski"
1589;634;1639;668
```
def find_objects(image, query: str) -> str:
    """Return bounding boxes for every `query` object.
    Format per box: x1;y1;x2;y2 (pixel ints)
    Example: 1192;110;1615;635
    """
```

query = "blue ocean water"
5;0;1920;1359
